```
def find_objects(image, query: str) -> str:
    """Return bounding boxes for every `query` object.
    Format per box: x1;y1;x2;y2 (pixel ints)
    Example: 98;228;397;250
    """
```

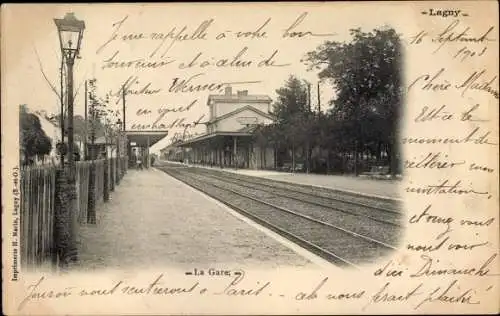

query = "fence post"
116;156;120;185
53;168;78;268
119;157;123;180
103;158;109;202
110;158;115;192
87;161;97;224
120;157;123;180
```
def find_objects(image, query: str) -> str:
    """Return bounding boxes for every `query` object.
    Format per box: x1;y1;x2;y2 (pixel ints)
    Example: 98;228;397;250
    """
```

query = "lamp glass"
60;30;80;50
54;13;85;53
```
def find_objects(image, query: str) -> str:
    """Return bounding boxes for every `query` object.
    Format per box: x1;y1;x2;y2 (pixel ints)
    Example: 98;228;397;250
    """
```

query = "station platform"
161;160;401;200
75;168;333;271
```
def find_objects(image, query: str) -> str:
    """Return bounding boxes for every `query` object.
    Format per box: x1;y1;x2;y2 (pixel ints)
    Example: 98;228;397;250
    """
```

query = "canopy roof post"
233;136;237;169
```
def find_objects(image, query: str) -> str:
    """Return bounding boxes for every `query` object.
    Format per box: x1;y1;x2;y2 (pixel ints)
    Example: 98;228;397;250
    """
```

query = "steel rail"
161;167;362;268
184;169;402;228
186;167;401;214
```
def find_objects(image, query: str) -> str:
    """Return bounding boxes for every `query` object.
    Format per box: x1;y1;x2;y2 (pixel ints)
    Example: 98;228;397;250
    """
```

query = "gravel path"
75;169;314;271
262;173;400;199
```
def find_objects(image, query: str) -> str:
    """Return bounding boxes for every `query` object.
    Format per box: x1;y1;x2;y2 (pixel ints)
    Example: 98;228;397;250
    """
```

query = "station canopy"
177;131;254;147
126;130;169;147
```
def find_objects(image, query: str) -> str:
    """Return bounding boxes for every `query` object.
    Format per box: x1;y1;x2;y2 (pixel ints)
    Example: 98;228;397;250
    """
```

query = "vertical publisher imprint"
12;166;20;281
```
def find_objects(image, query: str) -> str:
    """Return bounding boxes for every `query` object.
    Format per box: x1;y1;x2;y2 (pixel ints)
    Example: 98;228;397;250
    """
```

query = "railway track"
158;164;401;268
181;167;402;227
195;167;401;212
178;168;401;246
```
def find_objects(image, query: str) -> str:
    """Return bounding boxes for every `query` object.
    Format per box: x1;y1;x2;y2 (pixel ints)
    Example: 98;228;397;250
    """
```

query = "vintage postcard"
1;1;499;315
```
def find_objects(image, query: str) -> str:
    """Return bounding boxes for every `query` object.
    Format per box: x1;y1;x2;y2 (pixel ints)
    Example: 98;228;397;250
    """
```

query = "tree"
269;76;312;171
87;78;111;159
304;27;403;175
20;105;53;165
273;76;309;125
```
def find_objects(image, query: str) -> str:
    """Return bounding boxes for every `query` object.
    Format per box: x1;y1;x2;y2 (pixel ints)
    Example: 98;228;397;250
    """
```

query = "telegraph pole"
317;82;321;114
307;83;312;112
306;82;312;174
122;84;126;132
314;81;322;174
122;84;127;167
84;80;88;160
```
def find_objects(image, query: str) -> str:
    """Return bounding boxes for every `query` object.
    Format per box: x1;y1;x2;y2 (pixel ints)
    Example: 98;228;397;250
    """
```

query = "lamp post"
54;12;85;266
54;12;85;179
116;118;122;182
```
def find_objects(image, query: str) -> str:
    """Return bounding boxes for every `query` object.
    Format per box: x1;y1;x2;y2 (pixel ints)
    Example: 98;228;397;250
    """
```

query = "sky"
3;3;409;153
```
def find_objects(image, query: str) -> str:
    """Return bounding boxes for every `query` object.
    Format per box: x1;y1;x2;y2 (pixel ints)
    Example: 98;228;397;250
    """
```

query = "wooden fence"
76;161;91;224
20;165;57;268
94;160;105;205
20;156;128;269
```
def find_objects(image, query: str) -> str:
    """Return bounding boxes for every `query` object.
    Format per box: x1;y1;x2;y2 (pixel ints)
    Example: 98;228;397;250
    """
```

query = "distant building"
163;87;276;169
206;87;274;134
20;105;62;165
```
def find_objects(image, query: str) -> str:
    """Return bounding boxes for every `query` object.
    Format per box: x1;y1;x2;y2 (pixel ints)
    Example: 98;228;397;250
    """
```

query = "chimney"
237;90;248;97
224;86;232;96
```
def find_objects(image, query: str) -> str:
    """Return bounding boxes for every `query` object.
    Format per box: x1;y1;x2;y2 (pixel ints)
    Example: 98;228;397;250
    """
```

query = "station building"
162;87;276;169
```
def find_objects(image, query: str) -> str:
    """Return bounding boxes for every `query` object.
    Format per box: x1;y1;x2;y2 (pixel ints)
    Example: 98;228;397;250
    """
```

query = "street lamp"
54;12;85;179
53;12;85;266
116;118;123;133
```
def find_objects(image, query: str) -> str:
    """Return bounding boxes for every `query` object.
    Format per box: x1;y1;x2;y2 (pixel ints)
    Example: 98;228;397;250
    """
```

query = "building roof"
176;131;255;147
207;105;275;124
160;138;186;151
125;130;169;148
